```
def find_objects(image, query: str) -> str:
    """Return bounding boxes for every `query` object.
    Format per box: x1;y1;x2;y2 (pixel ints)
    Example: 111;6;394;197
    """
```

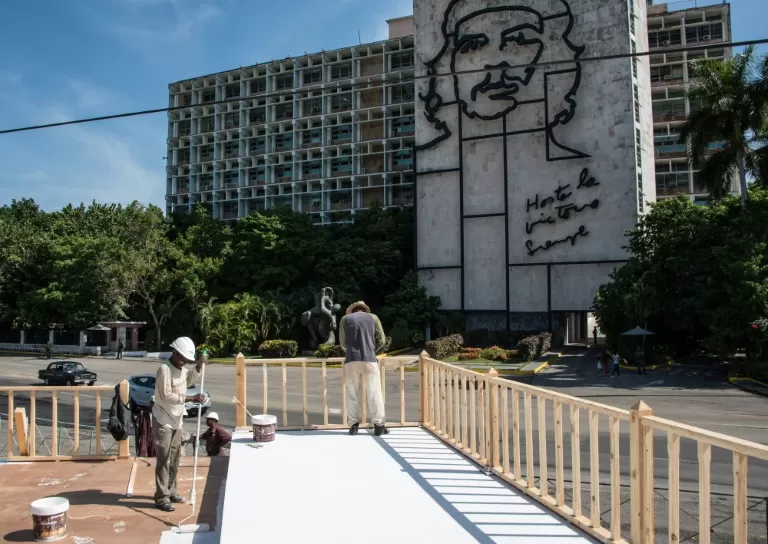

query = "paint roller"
230;395;256;420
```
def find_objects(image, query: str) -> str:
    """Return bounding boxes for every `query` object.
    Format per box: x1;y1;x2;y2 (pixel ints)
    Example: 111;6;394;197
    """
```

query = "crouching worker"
195;412;232;457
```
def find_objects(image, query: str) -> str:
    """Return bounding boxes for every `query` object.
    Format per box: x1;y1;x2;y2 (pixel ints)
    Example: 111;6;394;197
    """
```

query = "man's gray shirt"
339;312;386;363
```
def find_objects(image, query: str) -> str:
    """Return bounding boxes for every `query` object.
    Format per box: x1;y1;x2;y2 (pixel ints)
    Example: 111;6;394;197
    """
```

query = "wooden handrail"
3;380;131;461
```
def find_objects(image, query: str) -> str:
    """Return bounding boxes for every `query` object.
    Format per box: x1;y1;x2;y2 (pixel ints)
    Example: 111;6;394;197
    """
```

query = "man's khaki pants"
345;361;385;426
153;419;183;504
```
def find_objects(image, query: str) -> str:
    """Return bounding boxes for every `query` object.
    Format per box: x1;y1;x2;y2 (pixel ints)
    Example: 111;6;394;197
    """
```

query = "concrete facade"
414;0;654;330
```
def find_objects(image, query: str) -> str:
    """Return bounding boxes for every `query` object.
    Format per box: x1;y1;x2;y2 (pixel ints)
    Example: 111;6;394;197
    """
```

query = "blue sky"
0;0;764;211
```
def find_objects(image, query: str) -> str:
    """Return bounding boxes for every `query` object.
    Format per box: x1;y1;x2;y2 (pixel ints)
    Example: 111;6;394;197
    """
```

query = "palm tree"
680;46;768;203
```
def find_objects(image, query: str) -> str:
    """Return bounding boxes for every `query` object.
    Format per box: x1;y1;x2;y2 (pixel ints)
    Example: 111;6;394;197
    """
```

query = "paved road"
2;351;766;542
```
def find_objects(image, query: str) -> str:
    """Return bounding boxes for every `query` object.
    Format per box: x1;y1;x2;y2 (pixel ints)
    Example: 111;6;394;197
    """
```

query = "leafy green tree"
380;270;441;348
681;46;768;203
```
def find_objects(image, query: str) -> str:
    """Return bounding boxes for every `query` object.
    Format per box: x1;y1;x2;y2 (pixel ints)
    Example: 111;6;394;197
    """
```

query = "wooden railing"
1;380;130;461
234;354;421;430
419;354;768;544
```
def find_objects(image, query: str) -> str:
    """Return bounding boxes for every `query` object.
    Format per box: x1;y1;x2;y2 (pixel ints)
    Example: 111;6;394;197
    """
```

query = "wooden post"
14;407;28;456
236;353;246;429
8;392;14;458
419;351;428;425
29;391;36;457
488;369;500;470
118;380;130;459
629;400;653;544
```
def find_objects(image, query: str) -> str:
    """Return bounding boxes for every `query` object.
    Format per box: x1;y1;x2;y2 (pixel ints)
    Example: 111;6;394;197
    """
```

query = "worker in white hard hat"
152;336;205;512
189;411;232;457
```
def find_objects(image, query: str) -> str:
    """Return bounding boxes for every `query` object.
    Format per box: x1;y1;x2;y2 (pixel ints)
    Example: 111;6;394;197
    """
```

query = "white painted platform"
219;427;596;543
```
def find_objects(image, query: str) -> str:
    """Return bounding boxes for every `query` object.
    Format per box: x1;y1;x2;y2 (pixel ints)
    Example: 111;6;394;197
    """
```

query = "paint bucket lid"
30;497;70;516
251;414;277;426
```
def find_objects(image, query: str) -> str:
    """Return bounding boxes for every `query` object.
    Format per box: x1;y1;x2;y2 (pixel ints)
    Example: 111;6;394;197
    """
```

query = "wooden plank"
14;407;28;456
440;367;446;434
282;362;288;427
73;391;80;455
698;442;711;544
610;415;621;541
0;386;114;393
488;371;499;470
118;380;130;459
126;459;138;497
235;353;247;428
478;380;486;463
7;392;13;458
52;391;59;457
262;361;268;414
461;374;468;448
502;387;510;476
525;391;534;490
400;362;406;425
643;422;655;542
538;396;549;498
513;390;521;481
555;401;564;507
668;432;680;544
447;369;454;442
733;452;748;544
29;391;36;457
94;391;101;456
341;362;347;426
302;361;308;427
629;401;653;543
453;369;460;442
8;455;117;462
589;410;600;529
570;405;581;518
470;375;477;455
322;361;328;426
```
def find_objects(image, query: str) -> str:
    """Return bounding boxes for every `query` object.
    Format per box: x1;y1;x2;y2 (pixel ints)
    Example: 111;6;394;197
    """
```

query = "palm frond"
693;148;738;199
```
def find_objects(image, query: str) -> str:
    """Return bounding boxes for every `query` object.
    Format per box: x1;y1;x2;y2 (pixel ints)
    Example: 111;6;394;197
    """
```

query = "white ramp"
220;427;596;543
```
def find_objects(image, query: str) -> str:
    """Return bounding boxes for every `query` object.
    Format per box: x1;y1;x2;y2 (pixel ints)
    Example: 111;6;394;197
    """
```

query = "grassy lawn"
443;355;524;367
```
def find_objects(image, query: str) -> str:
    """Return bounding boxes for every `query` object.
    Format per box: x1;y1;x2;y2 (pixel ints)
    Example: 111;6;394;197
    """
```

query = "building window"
393;149;412;169
223;170;239;187
276;165;293;181
306;98;322;115
200;144;214;161
392;115;415;136
199;174;213;190
392;84;414;103
202;89;215;103
201;116;214;133
178;148;190;165
303;160;322;177
225;113;240;129
275;133;294;150
331;92;352;112
250;108;266;125
224;141;239;158
330;63;352;81
276;103;293;119
177;178;189;192
304;69;322;85
650;65;684;83
302;129;322;147
249;137;266;154
330;124;352;142
182;94;192;107
648;29;682;48
250;79;266;95
178;120;191;136
225;84;240;99
331;157;353;174
249;168;266;184
391;52;414;71
685;23;723;44
275;74;293;90
633;84;640;123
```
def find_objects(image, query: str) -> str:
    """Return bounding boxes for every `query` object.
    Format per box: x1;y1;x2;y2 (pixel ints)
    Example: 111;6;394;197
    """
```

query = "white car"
127;374;211;416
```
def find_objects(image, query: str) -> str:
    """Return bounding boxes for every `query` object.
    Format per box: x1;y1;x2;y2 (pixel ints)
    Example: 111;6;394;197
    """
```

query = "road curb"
497;352;562;376
728;377;768;397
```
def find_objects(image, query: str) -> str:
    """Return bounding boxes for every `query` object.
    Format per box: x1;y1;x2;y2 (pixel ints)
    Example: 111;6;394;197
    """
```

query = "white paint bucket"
252;414;277;443
30;497;69;542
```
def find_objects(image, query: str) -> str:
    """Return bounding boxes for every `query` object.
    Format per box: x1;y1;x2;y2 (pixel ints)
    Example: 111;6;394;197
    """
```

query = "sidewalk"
728;376;768;397
463;352;561;375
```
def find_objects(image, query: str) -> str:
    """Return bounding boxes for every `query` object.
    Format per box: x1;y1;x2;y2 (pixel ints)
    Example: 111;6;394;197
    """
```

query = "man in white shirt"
152;337;205;511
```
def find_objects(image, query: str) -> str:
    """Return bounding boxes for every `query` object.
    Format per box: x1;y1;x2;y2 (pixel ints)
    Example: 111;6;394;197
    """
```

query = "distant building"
647;2;735;203
165;18;415;224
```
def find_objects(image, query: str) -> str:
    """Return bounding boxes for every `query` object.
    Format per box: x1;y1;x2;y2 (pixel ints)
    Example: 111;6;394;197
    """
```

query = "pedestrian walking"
339;301;389;436
593;326;598;346
611;351;621;377
152;337;205;512
117;338;125;359
596;353;605;377
636;348;648;375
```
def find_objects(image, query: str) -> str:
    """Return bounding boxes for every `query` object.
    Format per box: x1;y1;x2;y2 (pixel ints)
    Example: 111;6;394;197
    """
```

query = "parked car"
38;361;97;386
127;374;211;416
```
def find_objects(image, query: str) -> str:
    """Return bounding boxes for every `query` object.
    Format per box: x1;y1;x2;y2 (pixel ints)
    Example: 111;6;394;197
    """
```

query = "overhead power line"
1;37;767;136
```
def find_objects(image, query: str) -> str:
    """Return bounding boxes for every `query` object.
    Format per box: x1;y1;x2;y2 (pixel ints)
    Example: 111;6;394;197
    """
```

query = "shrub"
460;347;482;354
506;349;520;358
538;332;552;354
517;335;540;362
315;344;346;358
376;336;393;355
258;339;298;359
480;346;508;362
425;333;464;359
457;352;480;361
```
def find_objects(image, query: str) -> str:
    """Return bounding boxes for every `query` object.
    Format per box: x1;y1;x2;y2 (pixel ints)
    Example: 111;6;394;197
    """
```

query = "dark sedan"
38;361;97;386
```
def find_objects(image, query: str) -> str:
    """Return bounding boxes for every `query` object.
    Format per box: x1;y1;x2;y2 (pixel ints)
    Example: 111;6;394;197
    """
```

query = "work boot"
170;494;186;504
374;424;389;436
349;423;359;436
156;502;175;512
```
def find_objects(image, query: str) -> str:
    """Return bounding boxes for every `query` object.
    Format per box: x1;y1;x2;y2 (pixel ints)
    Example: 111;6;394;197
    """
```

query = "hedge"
480;346;508;362
425;333;464;359
516;332;553;362
315;344;346;358
376;336;393;355
258;340;299;359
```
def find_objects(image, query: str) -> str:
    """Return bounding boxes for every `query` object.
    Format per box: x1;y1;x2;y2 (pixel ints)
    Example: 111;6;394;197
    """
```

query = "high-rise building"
647;2;735;203
165;18;415;223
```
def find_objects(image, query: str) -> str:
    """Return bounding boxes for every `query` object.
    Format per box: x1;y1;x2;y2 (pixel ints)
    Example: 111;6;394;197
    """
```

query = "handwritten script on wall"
524;168;600;256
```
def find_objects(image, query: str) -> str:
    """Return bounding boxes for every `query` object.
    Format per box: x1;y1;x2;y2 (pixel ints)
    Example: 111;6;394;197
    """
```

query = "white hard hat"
170;337;196;362
206;412;219;421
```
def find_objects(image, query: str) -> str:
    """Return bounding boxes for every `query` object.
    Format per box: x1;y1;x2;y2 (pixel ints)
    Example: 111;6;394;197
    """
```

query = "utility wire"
1;37;767;136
